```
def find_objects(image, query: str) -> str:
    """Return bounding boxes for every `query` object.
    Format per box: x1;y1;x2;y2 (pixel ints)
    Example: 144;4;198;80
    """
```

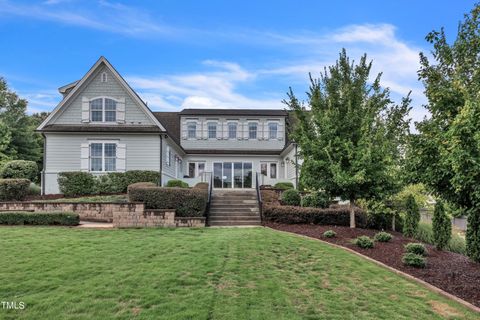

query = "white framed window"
90;142;117;172
268;122;278;139
187;122;197;139
166;146;171;166
248;122;257;139
270;163;277;179
228;122;237;139
188;162;206;178
90;97;117;122
208;122;217;139
101;72;108;82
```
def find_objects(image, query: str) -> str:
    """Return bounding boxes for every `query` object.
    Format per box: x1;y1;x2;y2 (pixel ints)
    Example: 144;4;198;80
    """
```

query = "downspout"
294;142;299;190
159;134;163;186
41;133;47;195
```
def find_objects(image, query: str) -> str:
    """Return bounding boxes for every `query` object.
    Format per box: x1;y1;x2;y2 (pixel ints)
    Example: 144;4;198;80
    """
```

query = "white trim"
87;140;119;173
37;56;166;131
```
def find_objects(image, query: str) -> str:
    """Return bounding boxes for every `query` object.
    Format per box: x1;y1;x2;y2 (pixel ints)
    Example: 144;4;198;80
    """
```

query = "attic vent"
101;72;108;82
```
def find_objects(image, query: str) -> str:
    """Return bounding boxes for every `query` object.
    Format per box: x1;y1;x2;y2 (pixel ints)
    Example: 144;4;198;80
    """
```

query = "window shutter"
81;97;90;123
263;122;269;140
117;143;126;172
278;123;284;141
223;122;228;139
202;122;208;140
117;98;126;123
181;120;187;139
80;143;89;171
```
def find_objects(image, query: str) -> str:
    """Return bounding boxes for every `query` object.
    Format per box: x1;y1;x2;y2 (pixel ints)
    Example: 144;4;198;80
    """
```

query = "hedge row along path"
267;222;480;309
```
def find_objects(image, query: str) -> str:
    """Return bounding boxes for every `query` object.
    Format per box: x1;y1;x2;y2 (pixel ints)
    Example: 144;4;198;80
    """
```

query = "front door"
213;162;252;188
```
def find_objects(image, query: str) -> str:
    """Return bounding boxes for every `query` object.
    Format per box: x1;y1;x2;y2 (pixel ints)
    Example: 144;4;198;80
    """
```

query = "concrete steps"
208;190;261;227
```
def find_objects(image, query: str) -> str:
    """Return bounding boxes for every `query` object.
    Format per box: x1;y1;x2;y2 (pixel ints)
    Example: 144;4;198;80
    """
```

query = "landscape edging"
269;227;480;314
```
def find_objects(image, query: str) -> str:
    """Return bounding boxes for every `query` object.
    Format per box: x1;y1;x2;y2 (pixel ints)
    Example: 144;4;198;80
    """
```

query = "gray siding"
161;137;185;184
44;133;161;193
180;116;286;151
51;66;153;125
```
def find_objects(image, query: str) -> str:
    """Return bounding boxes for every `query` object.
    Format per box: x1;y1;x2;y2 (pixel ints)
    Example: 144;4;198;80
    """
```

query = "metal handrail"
255;172;264;225
206;172;213;225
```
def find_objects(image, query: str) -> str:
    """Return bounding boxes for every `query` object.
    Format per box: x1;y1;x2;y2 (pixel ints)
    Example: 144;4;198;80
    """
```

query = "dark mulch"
24;194;65;201
267;222;480;308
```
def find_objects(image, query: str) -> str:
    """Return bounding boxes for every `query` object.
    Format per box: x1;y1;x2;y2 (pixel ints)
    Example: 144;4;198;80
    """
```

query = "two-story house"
37;57;299;194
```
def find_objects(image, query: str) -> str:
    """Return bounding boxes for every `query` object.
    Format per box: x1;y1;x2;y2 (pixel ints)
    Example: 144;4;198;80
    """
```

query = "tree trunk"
392;214;396;231
349;196;356;228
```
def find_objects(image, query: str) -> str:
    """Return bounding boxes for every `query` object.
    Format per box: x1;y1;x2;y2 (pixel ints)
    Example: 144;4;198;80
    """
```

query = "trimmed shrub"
402;253;426;268
0;211;79;225
360;199;402;231
127;182;157;193
323;230;336;238
405;243;427;256
193;182;209;190
354;236;374;249
96;172;127;194
374;231;393;242
0;179;30;201
261;190;280;205
28;182;41;196
274;181;294;190
432;201;451;250
263;205;366;227
302;191;330;208
466;209;480;261
404;194;420;237
166;179;189;188
0;160;38;182
58;172;96;197
124;170;160;188
128;186;207;217
281;189;301;206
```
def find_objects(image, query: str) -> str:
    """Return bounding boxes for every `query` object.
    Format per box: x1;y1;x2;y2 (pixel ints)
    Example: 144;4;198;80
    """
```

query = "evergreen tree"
285;49;411;227
403;194;420;237
407;4;480;261
432;201;451;250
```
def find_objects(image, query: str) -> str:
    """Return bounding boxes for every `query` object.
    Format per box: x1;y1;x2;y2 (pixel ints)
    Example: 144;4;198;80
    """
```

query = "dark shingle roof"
153;112;181;146
179;109;288;117
184;149;283;155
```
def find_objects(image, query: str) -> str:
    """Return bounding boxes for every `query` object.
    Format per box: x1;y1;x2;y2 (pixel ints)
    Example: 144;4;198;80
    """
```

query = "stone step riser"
210;217;261;221
209;222;262;226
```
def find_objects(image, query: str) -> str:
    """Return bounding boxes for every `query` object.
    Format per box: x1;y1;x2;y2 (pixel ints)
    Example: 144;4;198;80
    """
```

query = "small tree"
285;49;411;228
432;201;451;250
403;195;420;237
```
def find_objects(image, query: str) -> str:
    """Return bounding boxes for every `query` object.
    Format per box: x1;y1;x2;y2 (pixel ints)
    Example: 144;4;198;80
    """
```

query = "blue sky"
0;0;477;123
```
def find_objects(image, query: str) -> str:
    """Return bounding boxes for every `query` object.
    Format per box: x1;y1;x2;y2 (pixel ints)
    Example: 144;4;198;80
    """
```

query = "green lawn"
0;227;476;320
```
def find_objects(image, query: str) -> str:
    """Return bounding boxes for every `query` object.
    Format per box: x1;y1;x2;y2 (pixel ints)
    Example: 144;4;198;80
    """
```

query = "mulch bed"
267;222;480;308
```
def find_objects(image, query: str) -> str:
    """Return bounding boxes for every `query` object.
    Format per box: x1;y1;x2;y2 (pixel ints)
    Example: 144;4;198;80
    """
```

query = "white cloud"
0;0;179;37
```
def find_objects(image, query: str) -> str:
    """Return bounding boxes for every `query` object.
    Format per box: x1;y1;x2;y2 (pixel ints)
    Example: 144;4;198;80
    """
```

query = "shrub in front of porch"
263;204;366;227
128;186;207;217
273;181;294;190
166;179;189;188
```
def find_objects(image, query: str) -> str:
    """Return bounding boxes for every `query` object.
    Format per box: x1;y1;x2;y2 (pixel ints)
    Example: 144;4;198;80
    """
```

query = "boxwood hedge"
263;204;366;227
0;211;79;225
0;179;31;201
128;185;207;217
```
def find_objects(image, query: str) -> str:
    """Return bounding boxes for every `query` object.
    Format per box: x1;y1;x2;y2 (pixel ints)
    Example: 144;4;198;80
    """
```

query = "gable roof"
37;56;166;131
179;109;288;117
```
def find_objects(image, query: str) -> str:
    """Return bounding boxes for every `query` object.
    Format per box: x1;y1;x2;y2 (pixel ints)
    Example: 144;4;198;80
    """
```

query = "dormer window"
268;122;278;139
187;122;197;139
90;97;117;122
248;122;257;139
101;72;108;82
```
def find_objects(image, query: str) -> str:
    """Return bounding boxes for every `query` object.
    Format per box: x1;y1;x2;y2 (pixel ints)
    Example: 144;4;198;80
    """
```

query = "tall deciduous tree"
407;4;480;261
285;49;411;227
0;78;42;164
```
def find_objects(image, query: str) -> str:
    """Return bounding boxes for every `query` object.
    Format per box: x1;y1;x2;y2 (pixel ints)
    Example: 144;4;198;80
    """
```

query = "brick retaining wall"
0;202;205;227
